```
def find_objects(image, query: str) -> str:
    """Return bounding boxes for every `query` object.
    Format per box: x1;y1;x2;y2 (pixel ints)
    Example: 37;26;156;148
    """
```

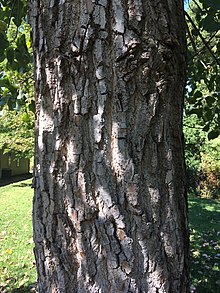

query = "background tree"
183;114;220;199
184;0;220;199
29;0;188;292
0;107;34;158
0;0;33;110
185;0;220;139
0;0;34;158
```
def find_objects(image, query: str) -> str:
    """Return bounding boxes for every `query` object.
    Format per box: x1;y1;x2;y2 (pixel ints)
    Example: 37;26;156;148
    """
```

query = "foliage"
0;0;34;111
0;1;34;157
184;0;220;199
189;196;220;292
184;114;205;194
0;107;34;158
0;178;37;292
184;114;220;199
185;0;220;139
199;138;220;199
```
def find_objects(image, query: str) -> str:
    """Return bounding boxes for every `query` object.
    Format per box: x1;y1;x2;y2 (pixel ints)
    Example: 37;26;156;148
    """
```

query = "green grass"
0;180;219;292
189;196;220;293
0;179;37;292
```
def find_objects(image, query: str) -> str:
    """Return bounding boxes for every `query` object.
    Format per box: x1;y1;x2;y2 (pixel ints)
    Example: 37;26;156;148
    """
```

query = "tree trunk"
29;0;189;292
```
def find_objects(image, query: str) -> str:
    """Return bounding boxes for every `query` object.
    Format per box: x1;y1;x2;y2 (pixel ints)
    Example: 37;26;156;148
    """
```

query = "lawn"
0;179;37;292
0;179;219;292
189;196;220;293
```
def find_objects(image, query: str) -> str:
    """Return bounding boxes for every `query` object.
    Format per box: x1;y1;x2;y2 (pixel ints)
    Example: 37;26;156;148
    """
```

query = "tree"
183;0;220;199
0;1;33;111
0;106;34;158
0;0;34;159
29;1;189;292
185;0;220;139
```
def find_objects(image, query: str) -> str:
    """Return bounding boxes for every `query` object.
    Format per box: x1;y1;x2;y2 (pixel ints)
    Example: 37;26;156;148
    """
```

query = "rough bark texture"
29;0;189;292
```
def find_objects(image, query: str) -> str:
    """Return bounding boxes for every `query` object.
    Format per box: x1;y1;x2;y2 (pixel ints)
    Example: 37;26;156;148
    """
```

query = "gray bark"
29;0;189;292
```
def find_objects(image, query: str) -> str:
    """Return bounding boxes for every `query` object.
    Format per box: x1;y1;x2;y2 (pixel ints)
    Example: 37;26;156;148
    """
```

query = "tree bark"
29;0;189;292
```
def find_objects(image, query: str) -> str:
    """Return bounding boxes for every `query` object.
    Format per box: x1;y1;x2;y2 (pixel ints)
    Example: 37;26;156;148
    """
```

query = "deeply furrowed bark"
29;0;189;292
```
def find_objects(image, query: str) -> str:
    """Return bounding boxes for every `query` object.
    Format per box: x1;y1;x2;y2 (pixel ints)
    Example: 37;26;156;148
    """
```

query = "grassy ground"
0;179;37;293
189;196;220;293
0;179;219;292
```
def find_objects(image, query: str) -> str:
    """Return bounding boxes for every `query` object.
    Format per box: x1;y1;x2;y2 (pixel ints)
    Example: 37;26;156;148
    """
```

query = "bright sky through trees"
184;0;190;10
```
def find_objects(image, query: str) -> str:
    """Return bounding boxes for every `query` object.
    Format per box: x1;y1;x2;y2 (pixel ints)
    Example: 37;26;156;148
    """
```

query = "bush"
198;143;220;199
184;114;220;199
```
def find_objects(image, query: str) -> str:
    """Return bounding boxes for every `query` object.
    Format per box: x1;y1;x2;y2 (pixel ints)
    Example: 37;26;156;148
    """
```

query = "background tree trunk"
29;0;188;292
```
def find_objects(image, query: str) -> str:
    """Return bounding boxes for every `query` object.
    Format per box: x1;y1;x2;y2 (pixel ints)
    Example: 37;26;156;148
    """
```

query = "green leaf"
7;99;16;110
197;60;204;75
195;13;202;23
0;20;7;32
188;108;203;118
187;97;196;104
14;35;31;70
203;107;214;122
10;60;20;71
199;0;211;10
203;124;210;132
205;96;215;106
0;49;5;62
208;130;219;140
193;90;203;99
6;47;14;64
206;0;220;10
0;78;17;96
0;32;9;50
191;29;199;36
11;0;25;27
22;112;29;122
28;100;35;113
0;96;8;107
203;14;220;33
217;41;220;55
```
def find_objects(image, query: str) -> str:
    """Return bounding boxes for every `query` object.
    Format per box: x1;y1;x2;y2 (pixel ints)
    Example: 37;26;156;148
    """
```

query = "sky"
184;0;190;10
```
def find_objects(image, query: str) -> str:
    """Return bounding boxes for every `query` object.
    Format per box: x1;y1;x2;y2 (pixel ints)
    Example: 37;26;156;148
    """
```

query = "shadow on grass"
189;196;220;293
0;173;33;187
10;283;37;293
0;283;37;293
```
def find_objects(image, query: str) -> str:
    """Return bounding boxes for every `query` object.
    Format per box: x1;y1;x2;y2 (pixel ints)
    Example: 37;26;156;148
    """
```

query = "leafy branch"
185;11;220;66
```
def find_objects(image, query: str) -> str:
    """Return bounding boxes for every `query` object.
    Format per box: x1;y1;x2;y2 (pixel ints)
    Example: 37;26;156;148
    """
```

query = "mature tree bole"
29;0;189;292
